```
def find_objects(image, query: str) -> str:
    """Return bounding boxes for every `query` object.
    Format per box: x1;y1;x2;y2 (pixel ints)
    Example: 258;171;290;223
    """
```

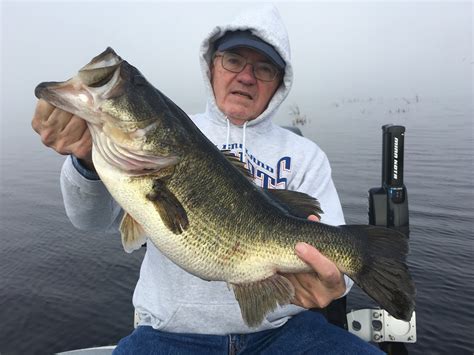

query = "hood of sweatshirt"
199;4;293;132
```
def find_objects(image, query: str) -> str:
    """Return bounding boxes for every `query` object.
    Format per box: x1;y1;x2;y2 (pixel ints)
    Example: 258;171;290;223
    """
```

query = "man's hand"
31;99;94;169
282;214;346;309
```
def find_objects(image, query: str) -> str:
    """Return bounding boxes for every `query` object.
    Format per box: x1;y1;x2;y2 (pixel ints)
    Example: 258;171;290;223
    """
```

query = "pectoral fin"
120;213;147;253
232;274;295;328
146;179;189;234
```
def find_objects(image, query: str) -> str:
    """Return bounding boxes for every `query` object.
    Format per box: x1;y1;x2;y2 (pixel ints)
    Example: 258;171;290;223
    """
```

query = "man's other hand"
283;214;346;309
32;99;94;169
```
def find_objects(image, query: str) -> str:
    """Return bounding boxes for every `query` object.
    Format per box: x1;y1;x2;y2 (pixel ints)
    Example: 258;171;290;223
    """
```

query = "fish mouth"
35;79;87;116
35;47;178;175
35;81;53;100
231;90;253;100
77;47;122;87
34;47;124;125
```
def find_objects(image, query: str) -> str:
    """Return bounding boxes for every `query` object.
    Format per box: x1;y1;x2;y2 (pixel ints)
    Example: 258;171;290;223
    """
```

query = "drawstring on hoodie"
241;121;248;165
225;117;248;165
225;116;230;148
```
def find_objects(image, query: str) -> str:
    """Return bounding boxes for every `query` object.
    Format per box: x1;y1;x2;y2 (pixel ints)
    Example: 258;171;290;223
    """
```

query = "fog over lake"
2;1;471;137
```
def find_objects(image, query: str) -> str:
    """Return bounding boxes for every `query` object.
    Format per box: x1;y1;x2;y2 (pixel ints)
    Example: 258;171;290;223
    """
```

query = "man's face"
211;47;281;125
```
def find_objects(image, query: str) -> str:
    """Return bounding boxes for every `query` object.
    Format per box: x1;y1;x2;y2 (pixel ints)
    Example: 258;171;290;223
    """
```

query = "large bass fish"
35;48;415;327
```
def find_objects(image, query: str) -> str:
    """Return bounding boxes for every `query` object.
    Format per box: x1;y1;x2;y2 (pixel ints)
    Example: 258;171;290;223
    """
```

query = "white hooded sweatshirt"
60;5;351;335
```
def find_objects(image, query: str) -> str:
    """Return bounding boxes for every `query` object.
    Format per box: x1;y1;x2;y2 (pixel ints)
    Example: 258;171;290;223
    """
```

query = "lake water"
0;95;472;354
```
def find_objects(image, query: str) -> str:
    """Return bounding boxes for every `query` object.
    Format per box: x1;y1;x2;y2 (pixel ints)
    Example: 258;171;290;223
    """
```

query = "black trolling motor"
347;125;415;354
370;124;412;355
369;124;409;235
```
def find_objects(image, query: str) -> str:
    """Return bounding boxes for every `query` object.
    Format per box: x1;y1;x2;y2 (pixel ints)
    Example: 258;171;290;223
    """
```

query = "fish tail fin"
341;225;416;321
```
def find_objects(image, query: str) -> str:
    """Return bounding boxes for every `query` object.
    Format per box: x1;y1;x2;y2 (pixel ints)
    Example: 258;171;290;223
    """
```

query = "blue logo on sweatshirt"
221;144;291;189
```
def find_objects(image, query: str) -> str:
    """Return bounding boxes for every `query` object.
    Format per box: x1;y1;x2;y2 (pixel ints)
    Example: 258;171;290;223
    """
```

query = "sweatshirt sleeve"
287;144;354;296
60;155;122;233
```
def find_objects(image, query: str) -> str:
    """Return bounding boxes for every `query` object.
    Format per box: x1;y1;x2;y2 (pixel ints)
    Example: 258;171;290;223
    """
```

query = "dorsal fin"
221;149;321;219
221;150;253;179
265;189;323;220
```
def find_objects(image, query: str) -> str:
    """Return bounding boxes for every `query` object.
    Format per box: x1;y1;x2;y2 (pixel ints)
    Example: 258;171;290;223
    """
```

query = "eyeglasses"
214;52;281;82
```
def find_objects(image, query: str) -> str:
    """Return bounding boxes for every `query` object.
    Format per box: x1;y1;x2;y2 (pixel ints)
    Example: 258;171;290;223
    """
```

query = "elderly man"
32;5;383;354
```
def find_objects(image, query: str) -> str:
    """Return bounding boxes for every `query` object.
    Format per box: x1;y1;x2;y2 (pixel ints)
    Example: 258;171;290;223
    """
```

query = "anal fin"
232;274;295;328
120;212;147;253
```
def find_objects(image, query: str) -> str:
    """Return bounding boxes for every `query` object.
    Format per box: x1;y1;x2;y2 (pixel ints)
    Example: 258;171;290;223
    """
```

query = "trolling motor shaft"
369;125;409;232
365;124;414;354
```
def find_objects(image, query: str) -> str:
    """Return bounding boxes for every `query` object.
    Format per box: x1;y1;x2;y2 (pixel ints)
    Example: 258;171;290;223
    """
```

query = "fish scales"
164;151;304;280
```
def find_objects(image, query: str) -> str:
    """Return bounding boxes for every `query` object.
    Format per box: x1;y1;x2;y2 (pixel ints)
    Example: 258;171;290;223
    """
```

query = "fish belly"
92;148;280;283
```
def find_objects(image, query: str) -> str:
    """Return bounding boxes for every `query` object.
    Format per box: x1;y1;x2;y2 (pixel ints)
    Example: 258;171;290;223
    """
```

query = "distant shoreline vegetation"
331;95;421;116
289;95;422;127
289;104;308;127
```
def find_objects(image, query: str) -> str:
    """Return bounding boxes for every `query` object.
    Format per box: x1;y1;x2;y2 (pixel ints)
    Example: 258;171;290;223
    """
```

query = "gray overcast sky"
1;1;472;125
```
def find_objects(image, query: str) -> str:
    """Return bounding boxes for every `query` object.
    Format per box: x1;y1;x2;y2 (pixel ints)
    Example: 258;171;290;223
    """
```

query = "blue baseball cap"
214;30;285;70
